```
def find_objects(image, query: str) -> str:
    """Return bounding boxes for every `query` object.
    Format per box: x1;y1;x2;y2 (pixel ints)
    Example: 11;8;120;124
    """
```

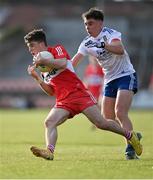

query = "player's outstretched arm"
71;53;84;67
27;65;54;96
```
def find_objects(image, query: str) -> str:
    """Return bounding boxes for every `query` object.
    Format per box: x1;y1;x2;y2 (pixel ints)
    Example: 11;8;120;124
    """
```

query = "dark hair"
24;29;47;46
82;7;104;21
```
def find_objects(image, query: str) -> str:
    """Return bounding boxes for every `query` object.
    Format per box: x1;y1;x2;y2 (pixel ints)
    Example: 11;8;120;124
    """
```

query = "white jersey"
78;27;135;84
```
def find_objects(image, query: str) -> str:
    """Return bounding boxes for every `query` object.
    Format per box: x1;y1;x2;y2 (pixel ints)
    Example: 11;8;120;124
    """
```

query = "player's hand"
27;65;39;79
33;53;43;67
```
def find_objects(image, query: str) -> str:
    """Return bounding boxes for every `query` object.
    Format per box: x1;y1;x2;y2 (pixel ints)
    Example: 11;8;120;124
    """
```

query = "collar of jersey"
90;27;104;41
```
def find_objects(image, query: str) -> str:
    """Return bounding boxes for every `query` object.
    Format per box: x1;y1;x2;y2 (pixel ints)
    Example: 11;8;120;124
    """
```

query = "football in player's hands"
33;51;54;72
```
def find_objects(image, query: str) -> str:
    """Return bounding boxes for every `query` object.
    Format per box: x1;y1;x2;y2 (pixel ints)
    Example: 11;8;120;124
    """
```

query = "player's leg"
45;107;70;149
30;108;70;160
102;95;122;127
91;87;109;130
83;105;128;136
90;93;102;130
82;105;142;156
102;80;121;125
102;96;116;119
115;90;133;131
115;89;139;159
115;73;140;159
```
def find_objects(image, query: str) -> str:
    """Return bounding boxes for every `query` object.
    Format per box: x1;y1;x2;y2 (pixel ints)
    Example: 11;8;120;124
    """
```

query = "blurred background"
0;0;153;109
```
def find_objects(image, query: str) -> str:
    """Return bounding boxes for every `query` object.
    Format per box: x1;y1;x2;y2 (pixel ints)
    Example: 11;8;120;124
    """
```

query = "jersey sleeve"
52;45;70;60
108;31;122;44
77;41;88;56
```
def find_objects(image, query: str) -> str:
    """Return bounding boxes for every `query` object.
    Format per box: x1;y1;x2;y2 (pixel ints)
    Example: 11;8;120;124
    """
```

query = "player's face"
84;18;103;37
27;41;45;56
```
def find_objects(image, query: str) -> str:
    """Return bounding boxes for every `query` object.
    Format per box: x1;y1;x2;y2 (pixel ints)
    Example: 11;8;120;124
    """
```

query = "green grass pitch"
0;109;153;179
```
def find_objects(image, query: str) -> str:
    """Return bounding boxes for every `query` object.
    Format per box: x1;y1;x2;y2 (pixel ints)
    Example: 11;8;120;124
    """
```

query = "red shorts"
55;90;96;118
88;86;102;100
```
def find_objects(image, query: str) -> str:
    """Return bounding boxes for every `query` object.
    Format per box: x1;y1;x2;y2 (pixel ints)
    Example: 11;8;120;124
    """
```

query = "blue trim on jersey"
102;27;114;34
104;73;138;98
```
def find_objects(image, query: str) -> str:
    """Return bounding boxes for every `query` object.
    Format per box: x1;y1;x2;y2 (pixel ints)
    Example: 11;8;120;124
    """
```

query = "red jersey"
42;45;93;104
47;45;70;60
41;45;96;117
84;64;104;100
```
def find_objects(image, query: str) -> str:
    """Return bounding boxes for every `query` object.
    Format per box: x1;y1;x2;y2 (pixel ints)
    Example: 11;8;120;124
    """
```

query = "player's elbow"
115;46;124;55
119;49;124;55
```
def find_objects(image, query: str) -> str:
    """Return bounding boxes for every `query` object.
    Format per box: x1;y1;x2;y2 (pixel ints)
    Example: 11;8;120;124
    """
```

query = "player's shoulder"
102;27;118;33
102;27;122;40
48;44;67;53
48;44;70;59
53;44;65;49
48;44;65;49
102;27;121;35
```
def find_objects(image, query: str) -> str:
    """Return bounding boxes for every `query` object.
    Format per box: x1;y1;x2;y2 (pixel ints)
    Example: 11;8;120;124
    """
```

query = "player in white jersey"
24;29;142;160
72;7;142;160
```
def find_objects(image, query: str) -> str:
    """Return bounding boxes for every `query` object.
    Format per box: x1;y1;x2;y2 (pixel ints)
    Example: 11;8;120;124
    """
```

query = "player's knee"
44;119;54;128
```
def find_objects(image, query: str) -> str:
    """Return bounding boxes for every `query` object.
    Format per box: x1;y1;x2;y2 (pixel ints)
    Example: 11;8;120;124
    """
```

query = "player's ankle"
47;144;55;153
124;130;132;140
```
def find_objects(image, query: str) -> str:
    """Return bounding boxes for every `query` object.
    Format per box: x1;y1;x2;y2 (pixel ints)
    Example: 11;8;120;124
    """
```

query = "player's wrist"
36;78;43;84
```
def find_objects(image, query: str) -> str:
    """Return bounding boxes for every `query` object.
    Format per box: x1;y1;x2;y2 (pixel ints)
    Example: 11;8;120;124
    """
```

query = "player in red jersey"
84;55;104;104
24;29;142;160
